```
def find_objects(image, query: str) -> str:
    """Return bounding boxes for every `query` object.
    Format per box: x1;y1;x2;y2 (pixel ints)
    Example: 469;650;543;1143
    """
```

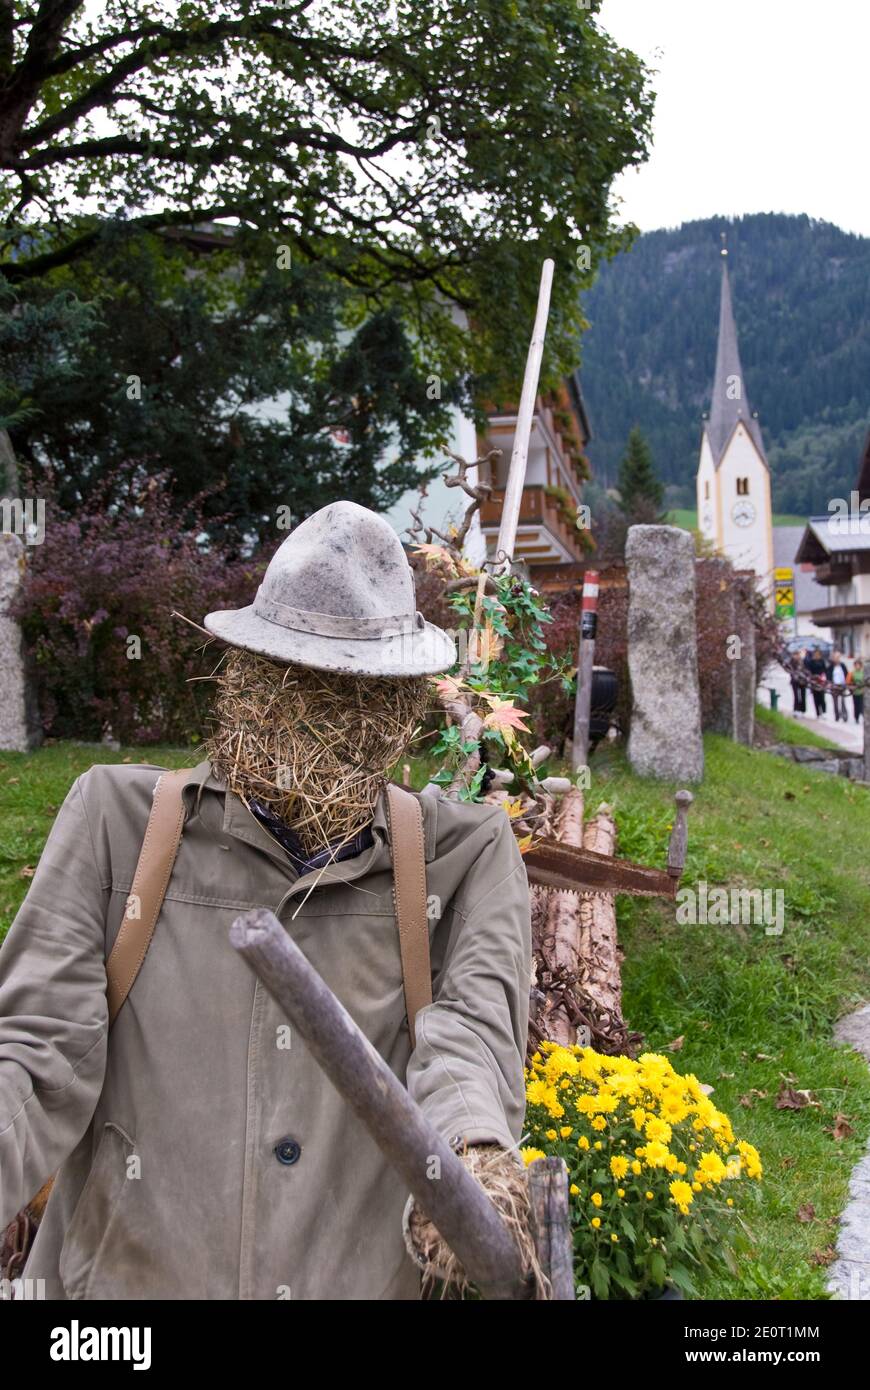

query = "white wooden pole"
494;259;555;575
571;569;599;772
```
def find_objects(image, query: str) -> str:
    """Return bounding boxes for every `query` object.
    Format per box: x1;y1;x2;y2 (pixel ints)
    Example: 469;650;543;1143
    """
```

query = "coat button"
275;1137;302;1166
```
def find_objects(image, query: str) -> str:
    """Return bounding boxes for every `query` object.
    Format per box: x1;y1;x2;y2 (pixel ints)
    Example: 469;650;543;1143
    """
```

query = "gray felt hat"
204;500;457;677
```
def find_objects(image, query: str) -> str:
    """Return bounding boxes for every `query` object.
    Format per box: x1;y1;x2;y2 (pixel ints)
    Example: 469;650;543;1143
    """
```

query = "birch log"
578;803;623;1030
537;787;585;1045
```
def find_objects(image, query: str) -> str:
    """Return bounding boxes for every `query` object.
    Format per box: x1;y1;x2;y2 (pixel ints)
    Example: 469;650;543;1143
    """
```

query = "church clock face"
731;499;756;527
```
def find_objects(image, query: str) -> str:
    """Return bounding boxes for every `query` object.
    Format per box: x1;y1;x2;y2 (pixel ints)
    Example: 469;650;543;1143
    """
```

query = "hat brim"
203;604;457;677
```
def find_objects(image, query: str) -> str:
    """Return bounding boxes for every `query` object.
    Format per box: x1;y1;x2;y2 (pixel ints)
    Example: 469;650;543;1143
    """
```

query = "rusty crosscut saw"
522;789;693;899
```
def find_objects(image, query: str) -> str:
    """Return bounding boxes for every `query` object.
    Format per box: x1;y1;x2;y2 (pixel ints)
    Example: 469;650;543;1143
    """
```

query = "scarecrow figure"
0;501;534;1299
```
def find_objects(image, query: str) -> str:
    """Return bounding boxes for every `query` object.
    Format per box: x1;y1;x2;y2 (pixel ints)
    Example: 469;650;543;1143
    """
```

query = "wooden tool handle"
230;908;532;1301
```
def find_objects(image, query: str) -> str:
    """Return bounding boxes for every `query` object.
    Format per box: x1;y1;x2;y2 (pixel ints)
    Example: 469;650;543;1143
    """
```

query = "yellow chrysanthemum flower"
591;1217;601;1229
591;1192;603;1208
577;1136;590;1151
543;1046;580;1083
696;1151;727;1185
569;1184;580;1196
660;1092;690;1124
525;1079;550;1106
737;1140;763;1180
560;1126;573;1139
644;1116;673;1145
639;1140;670;1169
669;1179;694;1215
610;1155;630;1179
519;1146;546;1166
591;1116;607;1131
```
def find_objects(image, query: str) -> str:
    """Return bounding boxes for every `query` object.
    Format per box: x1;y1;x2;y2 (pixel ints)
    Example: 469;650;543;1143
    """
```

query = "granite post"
0;430;41;751
626;524;704;782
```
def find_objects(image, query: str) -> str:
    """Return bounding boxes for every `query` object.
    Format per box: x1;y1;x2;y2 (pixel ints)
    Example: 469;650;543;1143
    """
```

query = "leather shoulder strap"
385;783;432;1049
105;768;189;1027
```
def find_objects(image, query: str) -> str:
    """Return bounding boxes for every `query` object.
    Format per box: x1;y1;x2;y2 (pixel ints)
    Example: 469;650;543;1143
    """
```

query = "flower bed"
521;1043;762;1299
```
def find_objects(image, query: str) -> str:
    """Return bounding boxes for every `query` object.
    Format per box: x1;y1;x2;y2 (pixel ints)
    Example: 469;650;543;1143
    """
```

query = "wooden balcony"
813;561;853;586
478;485;589;565
808;603;870;627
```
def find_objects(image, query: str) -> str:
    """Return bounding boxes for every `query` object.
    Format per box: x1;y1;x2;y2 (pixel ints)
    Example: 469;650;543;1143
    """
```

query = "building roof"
794;515;870;563
704;253;767;470
773;526;831;612
566;369;592;445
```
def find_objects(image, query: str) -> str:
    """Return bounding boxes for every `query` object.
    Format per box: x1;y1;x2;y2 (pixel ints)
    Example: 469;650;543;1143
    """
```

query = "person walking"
829;650;849;722
804;647;828;718
789;649;808;714
848;657;865;723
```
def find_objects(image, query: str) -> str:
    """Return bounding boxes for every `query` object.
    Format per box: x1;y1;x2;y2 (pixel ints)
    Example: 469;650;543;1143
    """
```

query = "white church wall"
713;425;773;580
696;435;717;542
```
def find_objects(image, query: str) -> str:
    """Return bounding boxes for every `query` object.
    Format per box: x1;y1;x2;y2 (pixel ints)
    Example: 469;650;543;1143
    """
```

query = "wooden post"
494;259;555;575
230;908;532;1301
572;570;599;772
527;1157;576;1300
667;790;694;877
864;698;870;784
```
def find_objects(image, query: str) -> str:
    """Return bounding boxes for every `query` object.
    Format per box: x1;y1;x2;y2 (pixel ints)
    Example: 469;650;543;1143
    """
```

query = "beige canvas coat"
0;760;531;1300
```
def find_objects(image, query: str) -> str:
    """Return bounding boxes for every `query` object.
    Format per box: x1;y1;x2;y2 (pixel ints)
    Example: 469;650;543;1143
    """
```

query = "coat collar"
177;757;436;888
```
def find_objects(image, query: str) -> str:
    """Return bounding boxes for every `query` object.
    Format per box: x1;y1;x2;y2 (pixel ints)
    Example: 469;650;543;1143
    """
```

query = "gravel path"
828;1005;870;1299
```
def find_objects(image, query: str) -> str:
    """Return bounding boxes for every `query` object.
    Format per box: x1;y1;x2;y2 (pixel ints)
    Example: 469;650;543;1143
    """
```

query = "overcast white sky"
599;0;870;237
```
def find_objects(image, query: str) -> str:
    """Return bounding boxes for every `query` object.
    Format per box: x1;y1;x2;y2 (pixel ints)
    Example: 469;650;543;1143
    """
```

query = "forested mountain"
579;213;870;514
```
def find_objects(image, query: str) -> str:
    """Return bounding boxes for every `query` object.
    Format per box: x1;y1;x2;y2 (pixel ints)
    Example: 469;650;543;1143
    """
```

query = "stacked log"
529;791;639;1059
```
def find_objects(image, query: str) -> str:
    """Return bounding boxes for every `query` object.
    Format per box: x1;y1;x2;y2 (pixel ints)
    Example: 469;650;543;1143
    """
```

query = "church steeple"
706;237;767;469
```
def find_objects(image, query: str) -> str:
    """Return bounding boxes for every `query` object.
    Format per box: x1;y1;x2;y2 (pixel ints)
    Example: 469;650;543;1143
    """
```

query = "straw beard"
205;648;431;855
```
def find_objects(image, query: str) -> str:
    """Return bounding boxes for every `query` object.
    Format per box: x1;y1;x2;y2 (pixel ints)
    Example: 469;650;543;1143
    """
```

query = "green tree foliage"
0;277;94;434
579;214;870;513
4;228;458;544
617;425;663;518
0;0;653;397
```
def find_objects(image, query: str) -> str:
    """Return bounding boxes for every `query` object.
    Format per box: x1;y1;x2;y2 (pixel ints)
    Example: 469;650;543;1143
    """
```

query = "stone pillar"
626;524;704;782
0;532;40;750
1;429;41;751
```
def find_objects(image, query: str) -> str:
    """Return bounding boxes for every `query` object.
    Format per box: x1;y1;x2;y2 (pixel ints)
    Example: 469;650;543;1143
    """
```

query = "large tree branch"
0;203;249;281
15;110;422;170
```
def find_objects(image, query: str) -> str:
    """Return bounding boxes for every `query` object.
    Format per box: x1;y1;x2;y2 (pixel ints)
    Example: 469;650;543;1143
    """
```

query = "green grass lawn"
755;704;840;750
587;733;870;1299
668;509;809;529
1;734;869;1299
